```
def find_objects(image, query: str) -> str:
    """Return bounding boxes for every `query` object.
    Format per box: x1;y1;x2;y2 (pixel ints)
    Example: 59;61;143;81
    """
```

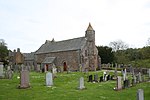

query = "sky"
0;0;150;53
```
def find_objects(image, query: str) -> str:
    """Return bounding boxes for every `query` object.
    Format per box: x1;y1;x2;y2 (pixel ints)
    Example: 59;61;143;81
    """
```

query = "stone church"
35;23;100;71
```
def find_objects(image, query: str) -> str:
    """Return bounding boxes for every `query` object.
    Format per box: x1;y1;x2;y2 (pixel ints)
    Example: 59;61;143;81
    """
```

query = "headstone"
21;64;26;71
138;72;142;83
123;80;129;88
7;66;10;70
78;77;85;90
137;89;144;100
19;70;30;88
5;70;13;79
99;76;103;82
88;75;93;82
106;74;111;81
148;69;150;78
103;71;107;81
123;72;126;81
37;64;41;72
46;72;53;86
116;76;122;90
0;62;4;78
132;75;136;86
94;74;98;82
114;69;118;78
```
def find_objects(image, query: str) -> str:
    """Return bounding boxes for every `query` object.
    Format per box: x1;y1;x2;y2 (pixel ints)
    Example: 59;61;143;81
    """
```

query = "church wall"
36;50;81;71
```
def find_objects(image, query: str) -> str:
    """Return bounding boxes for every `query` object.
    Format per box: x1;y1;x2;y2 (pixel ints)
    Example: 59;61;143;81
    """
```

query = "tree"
0;39;9;65
97;46;114;64
146;38;150;46
109;40;128;52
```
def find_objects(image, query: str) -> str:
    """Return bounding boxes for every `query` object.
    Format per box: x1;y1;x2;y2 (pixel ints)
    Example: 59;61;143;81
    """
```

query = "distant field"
0;71;150;100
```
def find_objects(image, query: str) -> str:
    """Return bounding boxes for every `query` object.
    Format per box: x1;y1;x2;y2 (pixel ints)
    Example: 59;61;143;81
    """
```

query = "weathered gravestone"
137;89;144;100
19;70;30;89
37;64;41;72
46;72;53;86
138;72;142;83
99;76;103;82
103;71;107;81
123;68;127;81
0;62;4;78
114;69;118;78
115;76;122;90
21;64;26;71
123;79;130;88
132;75;136;86
148;69;150;78
88;75;93;82
93;74;98;82
107;74;111;81
7;66;10;70
5;70;13;79
78;77;85;90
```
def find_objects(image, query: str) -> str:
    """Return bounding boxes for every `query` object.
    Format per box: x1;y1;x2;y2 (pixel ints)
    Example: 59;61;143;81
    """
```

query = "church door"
63;62;67;71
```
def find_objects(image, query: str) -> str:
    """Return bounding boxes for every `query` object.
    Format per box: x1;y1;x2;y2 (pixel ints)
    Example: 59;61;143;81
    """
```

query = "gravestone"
7;66;10;70
137;89;144;100
21;64;26;71
107;74;111;81
46;72;53;86
78;77;85;90
94;74;98;82
19;70;30;88
5;70;13;79
103;71;107;81
88;75;93;82
99;76;103;82
148;69;150;78
138;72;142;83
123;72;126;81
37;64;41;72
115;76;122;90
0;62;4;78
132;75;136;86
114;69;118;78
123;79;130;88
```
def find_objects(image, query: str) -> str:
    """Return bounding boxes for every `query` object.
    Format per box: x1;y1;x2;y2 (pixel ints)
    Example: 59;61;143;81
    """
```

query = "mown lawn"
0;71;150;100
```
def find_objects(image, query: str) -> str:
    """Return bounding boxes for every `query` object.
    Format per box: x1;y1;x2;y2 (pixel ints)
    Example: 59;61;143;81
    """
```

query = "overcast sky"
0;0;150;53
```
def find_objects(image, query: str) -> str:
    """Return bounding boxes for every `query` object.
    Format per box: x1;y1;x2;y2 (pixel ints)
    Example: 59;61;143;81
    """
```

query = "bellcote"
86;23;94;31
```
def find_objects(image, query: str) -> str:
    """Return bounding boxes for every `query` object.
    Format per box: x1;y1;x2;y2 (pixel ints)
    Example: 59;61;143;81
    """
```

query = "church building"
35;23;100;71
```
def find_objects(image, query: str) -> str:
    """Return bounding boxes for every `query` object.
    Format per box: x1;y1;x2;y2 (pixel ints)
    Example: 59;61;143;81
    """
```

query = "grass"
0;71;150;100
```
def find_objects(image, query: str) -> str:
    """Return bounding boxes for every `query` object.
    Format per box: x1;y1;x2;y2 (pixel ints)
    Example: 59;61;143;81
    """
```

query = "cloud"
0;0;150;52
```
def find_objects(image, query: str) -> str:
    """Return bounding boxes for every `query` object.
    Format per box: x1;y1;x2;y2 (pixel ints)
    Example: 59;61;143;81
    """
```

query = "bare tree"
109;40;128;51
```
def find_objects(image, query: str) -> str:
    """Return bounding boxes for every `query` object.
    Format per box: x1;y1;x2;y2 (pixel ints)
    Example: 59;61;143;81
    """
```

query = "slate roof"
23;52;35;60
42;57;56;64
35;37;87;54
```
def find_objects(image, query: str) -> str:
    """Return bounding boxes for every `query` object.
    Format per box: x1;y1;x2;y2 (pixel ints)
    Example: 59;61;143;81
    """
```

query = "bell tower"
85;23;97;71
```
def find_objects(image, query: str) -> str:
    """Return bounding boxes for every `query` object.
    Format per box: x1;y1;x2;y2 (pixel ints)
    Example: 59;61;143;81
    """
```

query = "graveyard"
0;70;150;100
